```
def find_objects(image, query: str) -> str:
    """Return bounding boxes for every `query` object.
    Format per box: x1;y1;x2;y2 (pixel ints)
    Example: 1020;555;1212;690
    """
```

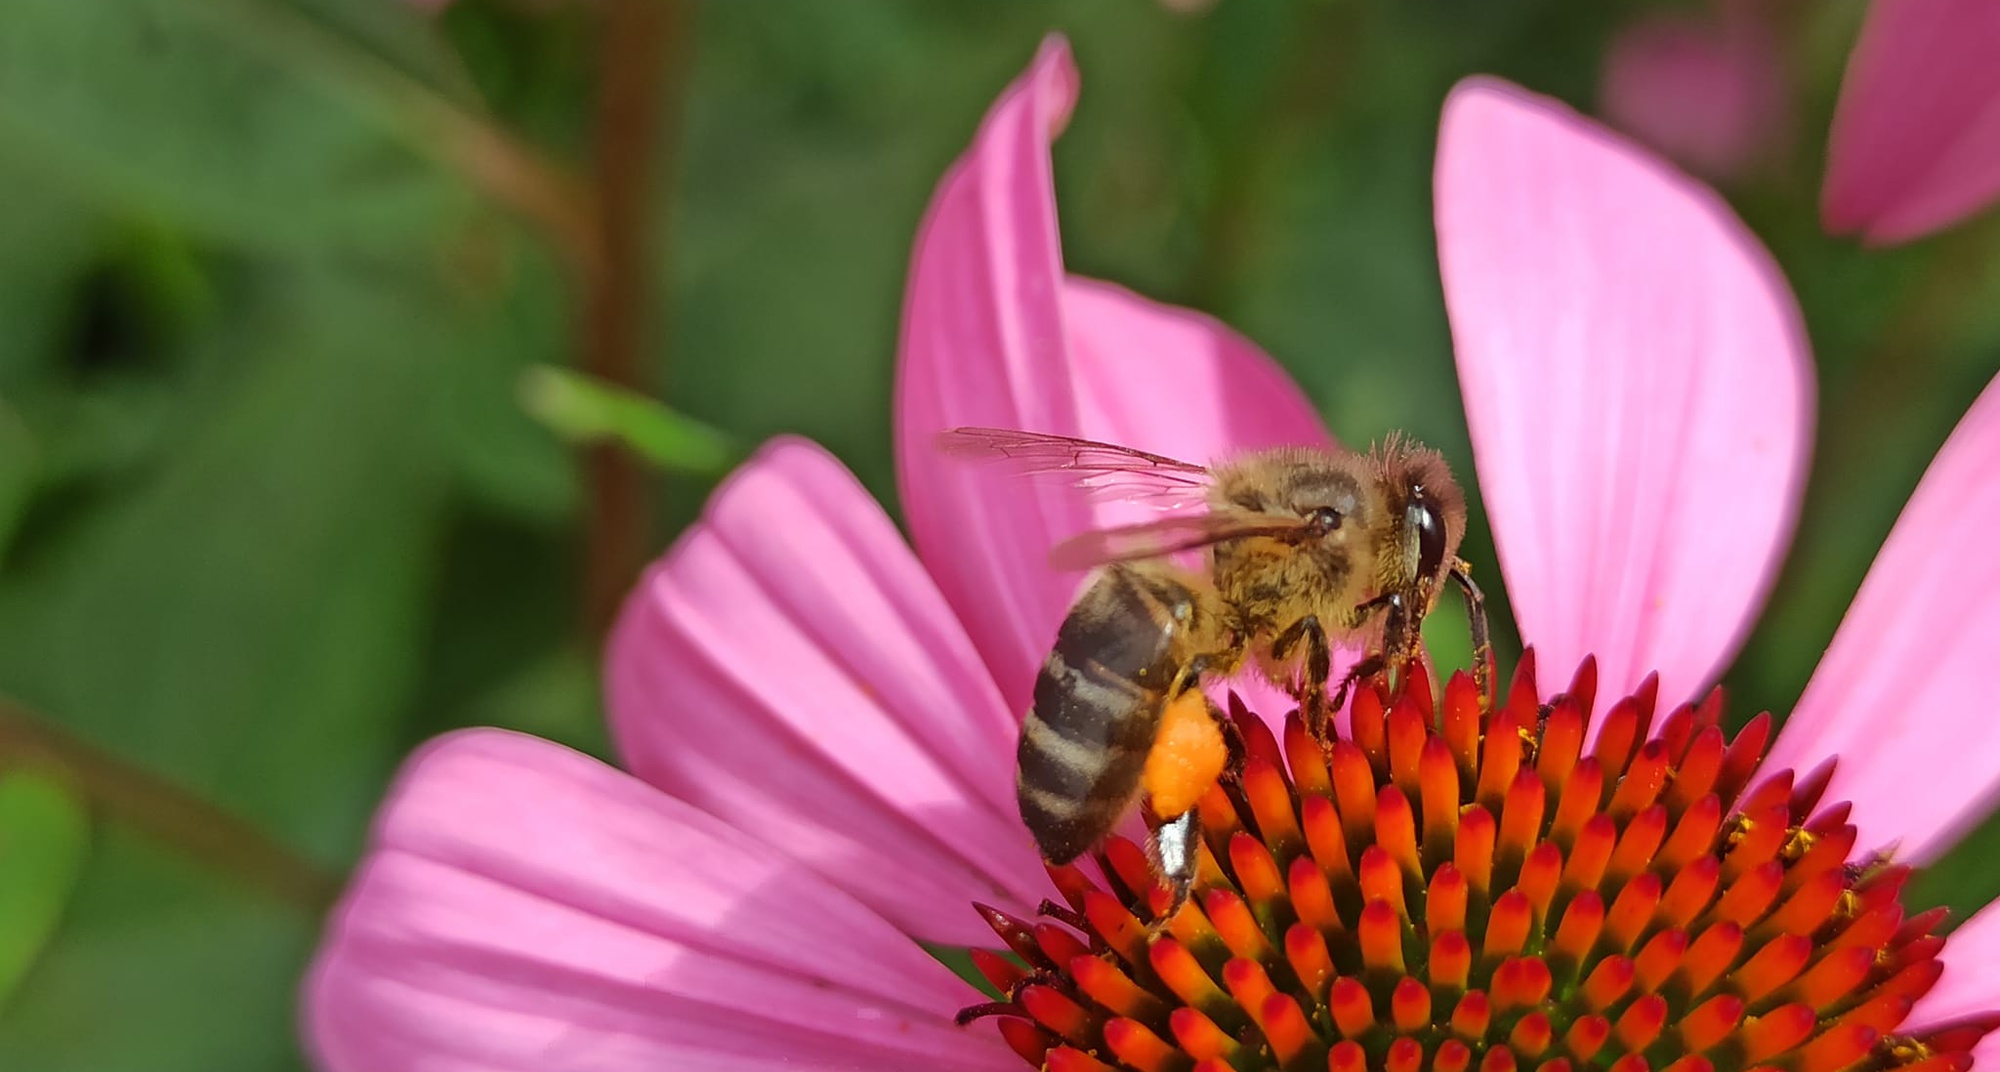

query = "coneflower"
965;660;1993;1072
304;39;2000;1072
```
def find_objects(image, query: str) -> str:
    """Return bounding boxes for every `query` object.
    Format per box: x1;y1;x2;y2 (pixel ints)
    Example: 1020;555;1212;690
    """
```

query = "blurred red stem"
0;698;340;914
579;0;695;638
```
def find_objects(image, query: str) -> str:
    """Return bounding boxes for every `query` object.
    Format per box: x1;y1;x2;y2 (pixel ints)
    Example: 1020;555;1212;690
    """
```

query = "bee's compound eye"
1309;507;1343;536
1412;497;1447;582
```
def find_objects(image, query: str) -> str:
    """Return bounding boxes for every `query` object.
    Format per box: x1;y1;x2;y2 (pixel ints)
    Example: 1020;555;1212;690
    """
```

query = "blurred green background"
0;0;1996;1068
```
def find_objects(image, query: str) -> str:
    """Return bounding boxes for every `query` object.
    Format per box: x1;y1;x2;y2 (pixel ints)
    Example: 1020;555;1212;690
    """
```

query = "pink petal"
1822;0;2000;244
1764;373;2000;862
608;437;1051;947
306;730;1015;1072
1909;898;2000;1036
1436;77;1813;714
1597;2;1789;182
895;39;1334;714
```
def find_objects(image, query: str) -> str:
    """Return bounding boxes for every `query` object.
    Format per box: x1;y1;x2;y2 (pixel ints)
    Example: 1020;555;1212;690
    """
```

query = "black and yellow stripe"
1015;565;1182;863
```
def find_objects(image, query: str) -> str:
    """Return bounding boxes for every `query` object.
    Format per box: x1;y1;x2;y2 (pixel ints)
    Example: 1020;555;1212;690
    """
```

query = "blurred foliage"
0;0;1994;1068
0;772;87;1009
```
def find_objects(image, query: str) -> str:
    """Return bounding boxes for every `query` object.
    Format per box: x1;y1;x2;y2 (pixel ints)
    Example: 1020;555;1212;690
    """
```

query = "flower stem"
578;0;697;638
0;698;341;914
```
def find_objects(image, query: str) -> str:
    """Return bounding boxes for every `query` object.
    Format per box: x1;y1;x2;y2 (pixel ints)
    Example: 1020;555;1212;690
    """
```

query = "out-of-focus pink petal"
608;437;1049;947
1065;276;1331;483
896;39;1334;714
1064;277;1334;517
1765;374;2000;862
1436;77;1812;715
1906;898;2000;1034
306;730;1015;1072
1598;2;1789;181
1823;0;2000;244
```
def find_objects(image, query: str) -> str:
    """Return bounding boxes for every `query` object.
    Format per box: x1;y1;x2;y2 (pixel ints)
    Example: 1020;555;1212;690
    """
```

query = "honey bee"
944;427;1493;916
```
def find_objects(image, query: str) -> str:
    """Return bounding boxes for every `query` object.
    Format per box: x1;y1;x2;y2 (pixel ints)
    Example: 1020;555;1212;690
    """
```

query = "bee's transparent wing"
1048;513;1307;571
937;426;1214;509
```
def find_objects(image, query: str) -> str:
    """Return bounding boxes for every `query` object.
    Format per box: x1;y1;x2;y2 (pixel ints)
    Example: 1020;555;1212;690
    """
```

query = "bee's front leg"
1327;652;1386;732
1449;558;1494;710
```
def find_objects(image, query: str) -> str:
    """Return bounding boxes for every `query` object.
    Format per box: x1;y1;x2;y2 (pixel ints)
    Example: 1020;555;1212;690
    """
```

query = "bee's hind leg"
1166;654;1248;782
1144;809;1200;935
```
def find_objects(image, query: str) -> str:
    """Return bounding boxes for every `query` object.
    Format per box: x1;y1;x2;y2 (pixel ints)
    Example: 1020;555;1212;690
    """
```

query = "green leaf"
0;829;313;1072
0;771;87;1009
0;0;469;254
520;365;741;476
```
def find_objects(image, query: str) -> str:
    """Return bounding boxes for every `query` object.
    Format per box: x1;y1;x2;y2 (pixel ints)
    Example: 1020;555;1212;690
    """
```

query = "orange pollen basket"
963;653;1999;1072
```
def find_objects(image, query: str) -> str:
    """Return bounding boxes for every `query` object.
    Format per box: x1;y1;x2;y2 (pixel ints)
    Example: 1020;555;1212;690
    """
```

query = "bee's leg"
1217;708;1248;782
1450;558;1494;709
1165;652;1218;700
1166;653;1249;781
1144;809;1200;935
1328;652;1387;730
1271;615;1334;740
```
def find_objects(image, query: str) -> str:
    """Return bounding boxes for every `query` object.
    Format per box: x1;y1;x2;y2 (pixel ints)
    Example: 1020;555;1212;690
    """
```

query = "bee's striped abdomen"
1016;566;1182;863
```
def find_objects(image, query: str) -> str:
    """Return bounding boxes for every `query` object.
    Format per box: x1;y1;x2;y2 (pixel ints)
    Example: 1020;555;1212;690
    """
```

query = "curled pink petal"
608;438;1050;946
306;730;1015;1072
1436;77;1813;714
895;38;1087;711
1597;2;1789;181
1823;0;2000;244
1766;373;2000;862
896;39;1335;714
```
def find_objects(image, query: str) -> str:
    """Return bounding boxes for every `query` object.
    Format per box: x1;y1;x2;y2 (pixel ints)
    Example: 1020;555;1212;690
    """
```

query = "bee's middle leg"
1271;615;1334;742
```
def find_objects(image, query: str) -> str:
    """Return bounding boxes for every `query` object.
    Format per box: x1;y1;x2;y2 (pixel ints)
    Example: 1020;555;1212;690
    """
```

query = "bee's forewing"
1048;514;1307;571
938;426;1215;508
